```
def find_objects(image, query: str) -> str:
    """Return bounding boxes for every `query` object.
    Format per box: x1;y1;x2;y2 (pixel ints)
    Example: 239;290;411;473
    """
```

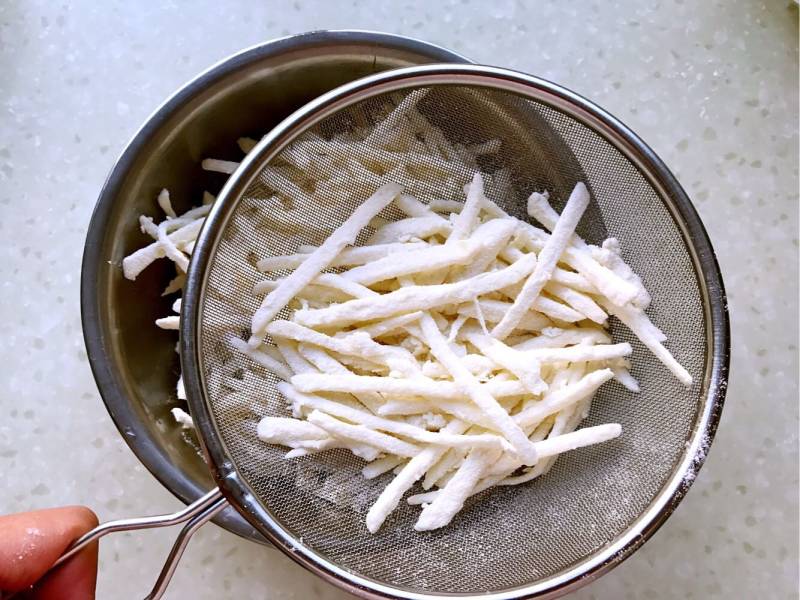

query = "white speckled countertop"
0;1;797;598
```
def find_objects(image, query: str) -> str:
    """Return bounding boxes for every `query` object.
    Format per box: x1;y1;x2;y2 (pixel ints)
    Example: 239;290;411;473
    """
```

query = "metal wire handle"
52;488;227;600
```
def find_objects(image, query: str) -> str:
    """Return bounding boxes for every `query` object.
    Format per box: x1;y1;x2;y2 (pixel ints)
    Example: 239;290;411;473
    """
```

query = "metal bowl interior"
81;30;470;543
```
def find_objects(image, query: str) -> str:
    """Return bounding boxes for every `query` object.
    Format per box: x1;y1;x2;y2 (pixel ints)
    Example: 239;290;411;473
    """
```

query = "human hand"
0;506;98;600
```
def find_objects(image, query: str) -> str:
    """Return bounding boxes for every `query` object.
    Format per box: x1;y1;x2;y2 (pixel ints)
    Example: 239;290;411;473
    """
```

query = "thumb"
0;506;99;599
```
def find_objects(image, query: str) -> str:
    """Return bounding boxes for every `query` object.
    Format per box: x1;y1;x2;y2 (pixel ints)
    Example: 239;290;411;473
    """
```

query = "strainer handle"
51;488;227;599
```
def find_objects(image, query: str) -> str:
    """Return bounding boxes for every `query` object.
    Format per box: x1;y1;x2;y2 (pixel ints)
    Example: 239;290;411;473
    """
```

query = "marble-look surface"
0;1;797;598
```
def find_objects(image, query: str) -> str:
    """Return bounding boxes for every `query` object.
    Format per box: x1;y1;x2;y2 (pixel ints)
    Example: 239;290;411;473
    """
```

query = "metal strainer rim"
181;63;729;599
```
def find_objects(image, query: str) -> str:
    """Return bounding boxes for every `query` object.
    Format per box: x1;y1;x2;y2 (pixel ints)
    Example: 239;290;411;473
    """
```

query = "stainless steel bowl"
81;30;470;543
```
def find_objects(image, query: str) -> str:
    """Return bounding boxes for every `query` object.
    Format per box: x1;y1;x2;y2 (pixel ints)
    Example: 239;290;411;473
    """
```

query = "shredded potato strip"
250;182;403;342
342;240;481;285
293;254;536;329
279;385;512;453
492;183;590;339
414;446;501;531
257;242;428;272
292;372;529;401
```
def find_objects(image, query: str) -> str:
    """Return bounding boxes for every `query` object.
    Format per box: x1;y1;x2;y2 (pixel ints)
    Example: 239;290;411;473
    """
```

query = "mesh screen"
198;85;706;595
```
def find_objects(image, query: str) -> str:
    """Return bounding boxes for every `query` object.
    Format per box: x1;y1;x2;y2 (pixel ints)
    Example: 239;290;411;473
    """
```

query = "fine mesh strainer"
58;64;728;599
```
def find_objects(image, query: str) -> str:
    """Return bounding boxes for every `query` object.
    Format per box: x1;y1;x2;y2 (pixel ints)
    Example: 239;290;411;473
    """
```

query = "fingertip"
64;506;99;532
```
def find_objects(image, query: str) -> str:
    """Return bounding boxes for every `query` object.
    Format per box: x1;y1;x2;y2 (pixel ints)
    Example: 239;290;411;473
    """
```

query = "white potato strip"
407;423;622;505
493;183;590;339
376;400;434;416
525;192;639;306
258;344;286;365
367;215;451;245
250;183;402;342
423;447;465;490
229;337;293;381
521;385;585;480
171;408;193;428
446;172;483;243
524;342;632;364
598;296;667;343
454;412;559;489
176;376;186;401
162;273;185;296
497;278;586;323
453;299;551;332
418;314;538;465
447;314;469;342
455;219;518;281
503;424;621;484
389;399;499;430
275;338;315;376
514;369;614;430
545;282;607;324
591;238;651;308
257;416;329;445
414;447;501;531
201;158;239;174
311;273;378;299
508;220;632;302
253;280;352;304
237;137;258;153
286;436;381;462
416;420;553;504
365;419;468;533
530;296;585;323
306;410;420;458
394;194;434;217
550;267;597;293
267;320;418;377
295;345;383;414
462;327;547;395
257;242;428;272
155;218;190;272
292;372;528;401
563;247;639;307
356;312;424;339
596;298;691;385
123;217;204;280
364;89;426;146
513;327;611;350
293;254;536;329
280;384;511;452
157;188;176;218
469;419;555;490
155;316;179;330
428;198;464;214
362;455;406;480
287;443;380;461
612;366;640;392
422;354;496;379
342;239;481;285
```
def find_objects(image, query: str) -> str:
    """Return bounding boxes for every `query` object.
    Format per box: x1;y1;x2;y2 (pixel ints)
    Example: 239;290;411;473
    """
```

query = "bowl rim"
80;29;471;543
